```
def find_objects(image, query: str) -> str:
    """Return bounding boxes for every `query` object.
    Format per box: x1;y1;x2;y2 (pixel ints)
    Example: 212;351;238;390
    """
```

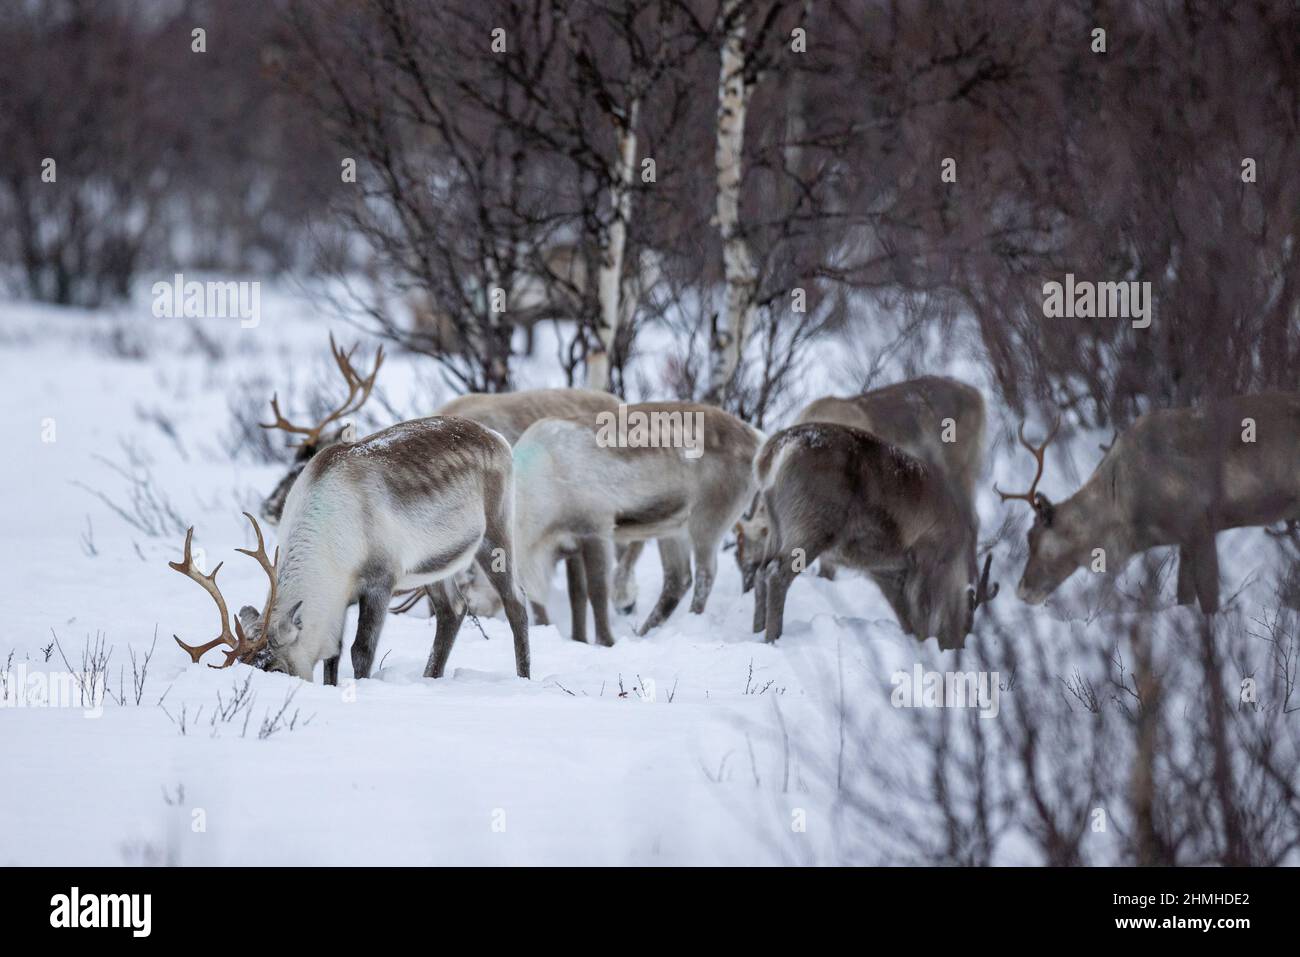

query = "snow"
0;281;1286;865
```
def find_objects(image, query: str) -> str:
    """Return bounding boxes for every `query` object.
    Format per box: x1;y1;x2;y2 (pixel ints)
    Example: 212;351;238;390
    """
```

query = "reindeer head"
259;334;383;525
995;419;1079;604
171;513;311;675
733;493;769;593
171;513;280;669
904;514;995;649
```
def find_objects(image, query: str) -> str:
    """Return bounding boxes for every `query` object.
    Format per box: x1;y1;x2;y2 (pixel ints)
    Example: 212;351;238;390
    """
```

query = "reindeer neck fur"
268;465;366;672
1051;450;1142;567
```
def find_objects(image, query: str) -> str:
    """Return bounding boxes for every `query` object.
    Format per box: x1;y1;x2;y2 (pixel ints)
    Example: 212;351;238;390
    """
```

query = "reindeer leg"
818;559;838;581
580;536;616;647
763;559;796;644
475;538;530;680
688;536;719;615
352;574;396;680
424;581;468;679
1176;545;1197;605
530;600;551;627
323;656;340;686
565;554;589;644
612;540;644;614
636;535;692;636
1190;533;1221;615
765;538;828;643
752;567;768;633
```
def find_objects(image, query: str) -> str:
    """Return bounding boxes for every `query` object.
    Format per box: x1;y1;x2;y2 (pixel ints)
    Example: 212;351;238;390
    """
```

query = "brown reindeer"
735;376;986;591
1000;393;1300;613
751;423;995;648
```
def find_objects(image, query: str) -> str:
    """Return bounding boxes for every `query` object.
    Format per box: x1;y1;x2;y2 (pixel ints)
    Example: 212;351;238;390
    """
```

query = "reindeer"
174;418;530;682
735;376;986;591
512;404;763;645
998;393;1300;613
256;344;643;618
751;423;996;648
436;388;654;619
259;334;385;526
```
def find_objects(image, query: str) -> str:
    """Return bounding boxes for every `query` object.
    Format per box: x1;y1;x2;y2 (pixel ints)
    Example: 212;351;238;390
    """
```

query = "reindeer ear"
237;605;261;633
1033;493;1055;526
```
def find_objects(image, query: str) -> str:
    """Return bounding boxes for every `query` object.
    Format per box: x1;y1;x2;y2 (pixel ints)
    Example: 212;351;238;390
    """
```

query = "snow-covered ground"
0;282;1284;865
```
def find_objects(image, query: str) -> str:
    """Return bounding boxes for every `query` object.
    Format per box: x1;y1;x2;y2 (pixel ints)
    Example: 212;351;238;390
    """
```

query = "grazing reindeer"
438;388;618;444
403;388;647;620
512;404;763;644
1000;393;1300;613
178;418;531;682
735;376;986;591
752;423;996;648
255;344;642;617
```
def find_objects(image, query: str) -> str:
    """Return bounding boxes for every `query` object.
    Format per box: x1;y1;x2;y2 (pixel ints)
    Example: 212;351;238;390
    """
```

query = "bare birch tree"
705;0;758;403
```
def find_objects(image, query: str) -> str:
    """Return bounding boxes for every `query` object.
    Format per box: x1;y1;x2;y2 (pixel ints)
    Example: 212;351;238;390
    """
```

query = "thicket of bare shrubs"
0;0;332;306
4;1;1294;427
799;569;1300;866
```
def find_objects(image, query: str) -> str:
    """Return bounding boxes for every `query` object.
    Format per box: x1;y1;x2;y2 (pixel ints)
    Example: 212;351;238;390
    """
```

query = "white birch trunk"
708;0;757;404
587;100;641;392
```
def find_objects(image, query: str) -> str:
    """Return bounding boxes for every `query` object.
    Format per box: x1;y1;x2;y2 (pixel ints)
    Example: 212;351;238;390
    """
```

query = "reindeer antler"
170;527;239;665
261;333;384;447
171;515;280;669
994;418;1060;507
969;553;1000;612
226;512;278;668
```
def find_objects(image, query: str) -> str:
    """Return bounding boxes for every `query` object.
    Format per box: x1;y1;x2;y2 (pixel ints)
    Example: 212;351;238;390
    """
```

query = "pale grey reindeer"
255;349;643;617
735;375;986;591
408;388;646;620
512;403;763;645
1000;392;1300;613
173;417;530;682
751;423;996;648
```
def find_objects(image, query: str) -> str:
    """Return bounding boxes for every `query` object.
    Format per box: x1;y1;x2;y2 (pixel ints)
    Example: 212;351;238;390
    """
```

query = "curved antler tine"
170;527;239;665
993;480;1025;503
260;392;318;443
235;510;267;559
214;613;269;668
175;635;229;664
236;512;278;637
996;418;1059;505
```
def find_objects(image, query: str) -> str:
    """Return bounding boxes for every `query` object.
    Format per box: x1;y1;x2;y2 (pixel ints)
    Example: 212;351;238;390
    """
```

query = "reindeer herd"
169;335;1300;684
